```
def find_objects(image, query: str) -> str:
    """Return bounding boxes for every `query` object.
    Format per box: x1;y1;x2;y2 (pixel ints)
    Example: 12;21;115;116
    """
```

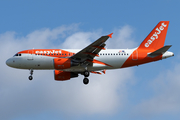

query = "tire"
83;78;89;85
84;70;90;77
29;76;33;80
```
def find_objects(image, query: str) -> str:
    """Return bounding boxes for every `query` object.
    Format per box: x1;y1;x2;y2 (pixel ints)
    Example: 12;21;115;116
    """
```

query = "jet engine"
54;70;78;81
54;58;79;69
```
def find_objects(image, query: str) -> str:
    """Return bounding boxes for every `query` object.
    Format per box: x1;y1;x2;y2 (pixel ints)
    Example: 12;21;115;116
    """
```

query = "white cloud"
132;59;180;118
0;24;136;119
60;31;99;49
106;25;137;49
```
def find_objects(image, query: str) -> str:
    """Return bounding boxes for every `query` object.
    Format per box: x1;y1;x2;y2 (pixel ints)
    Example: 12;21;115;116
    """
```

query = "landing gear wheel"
84;70;90;77
83;78;89;85
29;76;33;80
28;69;34;80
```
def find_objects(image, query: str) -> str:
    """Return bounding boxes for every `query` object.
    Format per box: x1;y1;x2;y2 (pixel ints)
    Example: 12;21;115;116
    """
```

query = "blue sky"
1;0;180;120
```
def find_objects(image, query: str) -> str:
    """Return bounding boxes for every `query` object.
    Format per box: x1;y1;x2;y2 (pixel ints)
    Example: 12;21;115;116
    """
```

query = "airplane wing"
70;33;113;66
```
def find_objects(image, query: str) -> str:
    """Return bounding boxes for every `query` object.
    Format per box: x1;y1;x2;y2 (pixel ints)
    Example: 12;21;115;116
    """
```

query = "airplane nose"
6;58;14;67
6;59;11;66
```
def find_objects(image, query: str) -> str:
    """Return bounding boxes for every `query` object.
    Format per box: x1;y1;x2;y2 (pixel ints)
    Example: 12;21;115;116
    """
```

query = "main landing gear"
83;78;89;85
28;69;33;80
83;70;90;85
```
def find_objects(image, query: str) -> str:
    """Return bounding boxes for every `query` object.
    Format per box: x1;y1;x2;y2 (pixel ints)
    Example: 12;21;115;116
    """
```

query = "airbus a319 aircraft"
6;21;174;85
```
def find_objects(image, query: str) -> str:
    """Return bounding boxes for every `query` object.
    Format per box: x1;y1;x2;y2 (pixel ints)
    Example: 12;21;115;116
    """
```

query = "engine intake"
54;70;78;81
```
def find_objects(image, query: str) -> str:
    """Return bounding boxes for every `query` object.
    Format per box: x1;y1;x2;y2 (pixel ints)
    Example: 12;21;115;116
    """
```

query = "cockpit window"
14;54;18;56
13;53;21;57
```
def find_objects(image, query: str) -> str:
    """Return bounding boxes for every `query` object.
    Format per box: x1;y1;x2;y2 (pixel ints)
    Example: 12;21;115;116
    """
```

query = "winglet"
107;33;113;38
102;70;106;74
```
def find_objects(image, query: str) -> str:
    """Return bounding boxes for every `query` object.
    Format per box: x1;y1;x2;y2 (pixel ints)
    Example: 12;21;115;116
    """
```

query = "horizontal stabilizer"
148;45;172;58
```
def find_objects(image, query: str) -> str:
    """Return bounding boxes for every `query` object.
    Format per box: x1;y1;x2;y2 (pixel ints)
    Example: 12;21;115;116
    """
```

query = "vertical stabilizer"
138;21;169;50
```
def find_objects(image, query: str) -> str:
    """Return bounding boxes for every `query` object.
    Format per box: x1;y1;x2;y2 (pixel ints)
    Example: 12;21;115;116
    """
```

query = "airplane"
6;21;174;85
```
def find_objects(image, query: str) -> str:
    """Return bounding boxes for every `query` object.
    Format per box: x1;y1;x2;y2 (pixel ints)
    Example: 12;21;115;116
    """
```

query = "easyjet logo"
35;50;62;54
145;22;167;48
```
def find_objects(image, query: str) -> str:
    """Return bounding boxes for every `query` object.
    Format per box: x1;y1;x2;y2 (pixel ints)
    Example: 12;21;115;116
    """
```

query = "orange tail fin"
138;21;169;50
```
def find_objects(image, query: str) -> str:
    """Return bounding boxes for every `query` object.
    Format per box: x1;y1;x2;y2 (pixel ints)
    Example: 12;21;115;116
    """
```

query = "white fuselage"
6;48;173;72
6;49;134;72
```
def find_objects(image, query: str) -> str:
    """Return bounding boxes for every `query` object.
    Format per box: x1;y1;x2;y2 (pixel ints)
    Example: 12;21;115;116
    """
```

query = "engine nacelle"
54;70;78;81
54;58;79;69
54;58;71;69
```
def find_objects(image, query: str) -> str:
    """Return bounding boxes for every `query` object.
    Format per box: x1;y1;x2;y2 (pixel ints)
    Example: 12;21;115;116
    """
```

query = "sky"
1;0;180;120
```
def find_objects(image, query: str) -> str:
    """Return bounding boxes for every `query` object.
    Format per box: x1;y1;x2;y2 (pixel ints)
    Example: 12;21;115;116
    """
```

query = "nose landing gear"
29;75;33;80
28;69;33;80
